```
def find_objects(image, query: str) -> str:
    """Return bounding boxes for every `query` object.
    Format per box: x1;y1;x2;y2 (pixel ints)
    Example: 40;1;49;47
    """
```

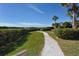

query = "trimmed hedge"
54;28;79;40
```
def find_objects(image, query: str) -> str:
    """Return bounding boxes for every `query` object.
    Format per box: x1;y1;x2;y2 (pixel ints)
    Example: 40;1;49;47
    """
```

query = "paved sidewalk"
41;31;64;56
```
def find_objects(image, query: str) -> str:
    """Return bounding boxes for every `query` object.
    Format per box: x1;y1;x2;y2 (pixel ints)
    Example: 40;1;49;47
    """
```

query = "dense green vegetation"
52;22;72;28
63;22;72;28
53;28;79;40
0;29;28;55
6;32;44;56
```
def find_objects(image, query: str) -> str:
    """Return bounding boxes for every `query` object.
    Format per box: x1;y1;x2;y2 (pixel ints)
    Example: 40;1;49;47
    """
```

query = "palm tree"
52;16;59;28
61;3;79;29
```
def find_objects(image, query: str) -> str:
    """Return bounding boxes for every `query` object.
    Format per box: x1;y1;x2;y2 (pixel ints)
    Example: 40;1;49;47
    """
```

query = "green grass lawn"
6;31;44;56
47;31;79;56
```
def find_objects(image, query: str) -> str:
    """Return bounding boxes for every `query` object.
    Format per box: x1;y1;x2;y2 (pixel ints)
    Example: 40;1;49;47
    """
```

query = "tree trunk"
72;11;77;29
72;3;77;29
54;21;56;28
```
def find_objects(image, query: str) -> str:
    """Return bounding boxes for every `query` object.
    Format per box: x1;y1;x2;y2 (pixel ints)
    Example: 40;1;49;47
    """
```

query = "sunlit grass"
6;31;44;56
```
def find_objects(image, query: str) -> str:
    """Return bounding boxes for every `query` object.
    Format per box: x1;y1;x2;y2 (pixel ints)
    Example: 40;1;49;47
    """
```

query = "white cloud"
19;22;49;27
27;4;44;14
0;23;22;27
0;23;16;27
0;22;50;27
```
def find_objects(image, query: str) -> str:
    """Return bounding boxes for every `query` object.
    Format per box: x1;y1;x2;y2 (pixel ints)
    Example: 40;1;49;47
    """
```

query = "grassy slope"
6;32;44;56
47;31;79;56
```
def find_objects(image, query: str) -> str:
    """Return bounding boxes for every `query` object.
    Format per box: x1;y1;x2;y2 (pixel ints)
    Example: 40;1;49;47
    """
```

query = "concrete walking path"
40;31;64;56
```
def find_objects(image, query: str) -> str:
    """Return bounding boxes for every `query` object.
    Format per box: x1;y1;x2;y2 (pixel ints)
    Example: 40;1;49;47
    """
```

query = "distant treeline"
24;27;53;31
0;26;53;31
0;26;23;29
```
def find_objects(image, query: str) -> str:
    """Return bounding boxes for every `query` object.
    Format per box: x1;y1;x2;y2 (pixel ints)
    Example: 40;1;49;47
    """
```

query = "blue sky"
0;3;71;27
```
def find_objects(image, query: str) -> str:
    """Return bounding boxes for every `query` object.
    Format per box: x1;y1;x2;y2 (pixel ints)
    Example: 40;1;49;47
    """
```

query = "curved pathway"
13;31;64;56
40;31;64;56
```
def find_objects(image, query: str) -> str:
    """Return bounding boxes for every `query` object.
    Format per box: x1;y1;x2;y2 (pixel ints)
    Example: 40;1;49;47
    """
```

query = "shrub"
54;28;79;40
0;29;28;55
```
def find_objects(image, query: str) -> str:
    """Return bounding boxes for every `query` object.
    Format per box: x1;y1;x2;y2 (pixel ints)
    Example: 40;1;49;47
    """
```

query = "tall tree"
52;16;59;28
61;3;79;29
63;22;72;28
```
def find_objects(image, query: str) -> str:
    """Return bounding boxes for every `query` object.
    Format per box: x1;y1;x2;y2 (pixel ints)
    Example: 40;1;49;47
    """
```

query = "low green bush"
54;28;79;40
0;29;28;55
